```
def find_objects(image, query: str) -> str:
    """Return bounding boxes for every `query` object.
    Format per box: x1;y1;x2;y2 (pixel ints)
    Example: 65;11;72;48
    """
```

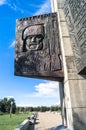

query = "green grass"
0;113;32;130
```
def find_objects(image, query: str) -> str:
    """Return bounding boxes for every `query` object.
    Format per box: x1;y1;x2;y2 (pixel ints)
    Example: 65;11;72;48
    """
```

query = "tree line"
0;98;16;114
0;97;61;114
16;105;61;113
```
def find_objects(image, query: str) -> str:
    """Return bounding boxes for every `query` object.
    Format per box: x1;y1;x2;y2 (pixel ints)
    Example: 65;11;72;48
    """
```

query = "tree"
0;97;16;114
9;98;16;114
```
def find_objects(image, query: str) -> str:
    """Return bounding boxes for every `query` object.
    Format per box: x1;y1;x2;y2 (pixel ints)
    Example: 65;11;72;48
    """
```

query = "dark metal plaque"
15;13;63;81
64;0;86;74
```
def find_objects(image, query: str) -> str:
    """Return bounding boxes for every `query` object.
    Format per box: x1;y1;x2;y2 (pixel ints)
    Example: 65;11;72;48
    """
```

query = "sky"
0;0;60;107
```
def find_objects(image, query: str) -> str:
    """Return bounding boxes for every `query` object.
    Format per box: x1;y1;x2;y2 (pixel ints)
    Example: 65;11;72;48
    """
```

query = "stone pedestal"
51;0;86;130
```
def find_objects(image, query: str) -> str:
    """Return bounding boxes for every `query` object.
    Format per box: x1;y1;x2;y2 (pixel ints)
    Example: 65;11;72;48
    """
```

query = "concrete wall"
14;119;30;130
50;0;86;130
14;118;35;130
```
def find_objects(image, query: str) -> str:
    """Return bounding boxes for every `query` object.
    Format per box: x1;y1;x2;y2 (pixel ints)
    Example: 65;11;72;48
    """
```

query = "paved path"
35;112;62;130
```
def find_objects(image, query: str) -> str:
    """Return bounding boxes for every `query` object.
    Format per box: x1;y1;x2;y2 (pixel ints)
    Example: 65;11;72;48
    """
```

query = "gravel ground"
35;112;62;130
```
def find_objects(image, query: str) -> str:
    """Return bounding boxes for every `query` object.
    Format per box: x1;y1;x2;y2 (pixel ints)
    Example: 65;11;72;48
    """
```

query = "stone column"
50;0;86;130
59;82;65;126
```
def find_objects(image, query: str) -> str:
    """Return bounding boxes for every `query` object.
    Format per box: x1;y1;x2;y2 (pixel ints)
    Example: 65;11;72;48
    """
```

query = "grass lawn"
0;113;32;130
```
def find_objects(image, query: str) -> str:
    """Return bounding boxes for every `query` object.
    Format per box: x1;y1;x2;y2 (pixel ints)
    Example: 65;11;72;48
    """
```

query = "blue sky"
0;0;60;107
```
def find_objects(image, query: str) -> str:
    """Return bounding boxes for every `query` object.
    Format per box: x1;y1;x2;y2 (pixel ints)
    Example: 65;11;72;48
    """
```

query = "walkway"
35;112;62;130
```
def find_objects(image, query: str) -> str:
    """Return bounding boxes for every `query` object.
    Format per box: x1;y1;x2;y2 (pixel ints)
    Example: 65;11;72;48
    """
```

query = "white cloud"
14;81;60;107
9;40;15;48
7;96;14;98
7;96;14;100
7;2;24;13
34;81;59;97
34;0;51;15
0;0;6;5
17;103;33;107
7;2;17;11
0;0;51;14
25;81;59;98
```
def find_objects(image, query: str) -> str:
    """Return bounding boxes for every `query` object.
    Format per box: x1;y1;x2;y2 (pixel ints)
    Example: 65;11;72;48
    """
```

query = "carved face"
25;34;43;51
23;25;44;51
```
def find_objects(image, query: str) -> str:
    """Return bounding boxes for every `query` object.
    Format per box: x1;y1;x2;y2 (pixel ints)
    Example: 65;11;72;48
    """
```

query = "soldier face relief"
22;25;44;51
25;34;43;51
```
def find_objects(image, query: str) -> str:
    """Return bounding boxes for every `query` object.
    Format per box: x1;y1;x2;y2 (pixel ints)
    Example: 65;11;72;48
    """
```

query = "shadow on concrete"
52;125;69;130
35;122;39;125
27;120;39;130
28;123;35;130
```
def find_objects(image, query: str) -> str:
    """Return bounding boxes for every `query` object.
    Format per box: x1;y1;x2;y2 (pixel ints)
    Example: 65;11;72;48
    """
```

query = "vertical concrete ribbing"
50;0;73;129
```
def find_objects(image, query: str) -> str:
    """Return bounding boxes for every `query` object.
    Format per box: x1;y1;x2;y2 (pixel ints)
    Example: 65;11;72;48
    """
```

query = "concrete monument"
51;0;86;130
15;1;86;129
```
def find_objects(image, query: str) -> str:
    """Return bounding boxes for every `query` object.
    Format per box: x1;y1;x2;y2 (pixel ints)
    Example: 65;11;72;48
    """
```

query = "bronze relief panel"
15;13;63;81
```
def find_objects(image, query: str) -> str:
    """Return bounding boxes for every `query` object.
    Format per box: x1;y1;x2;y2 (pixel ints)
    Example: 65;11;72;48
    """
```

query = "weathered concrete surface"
64;0;86;74
51;0;86;130
35;112;62;130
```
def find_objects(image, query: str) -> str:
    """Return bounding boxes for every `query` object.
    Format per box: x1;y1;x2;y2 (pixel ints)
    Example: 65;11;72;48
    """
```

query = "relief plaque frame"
15;13;63;81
